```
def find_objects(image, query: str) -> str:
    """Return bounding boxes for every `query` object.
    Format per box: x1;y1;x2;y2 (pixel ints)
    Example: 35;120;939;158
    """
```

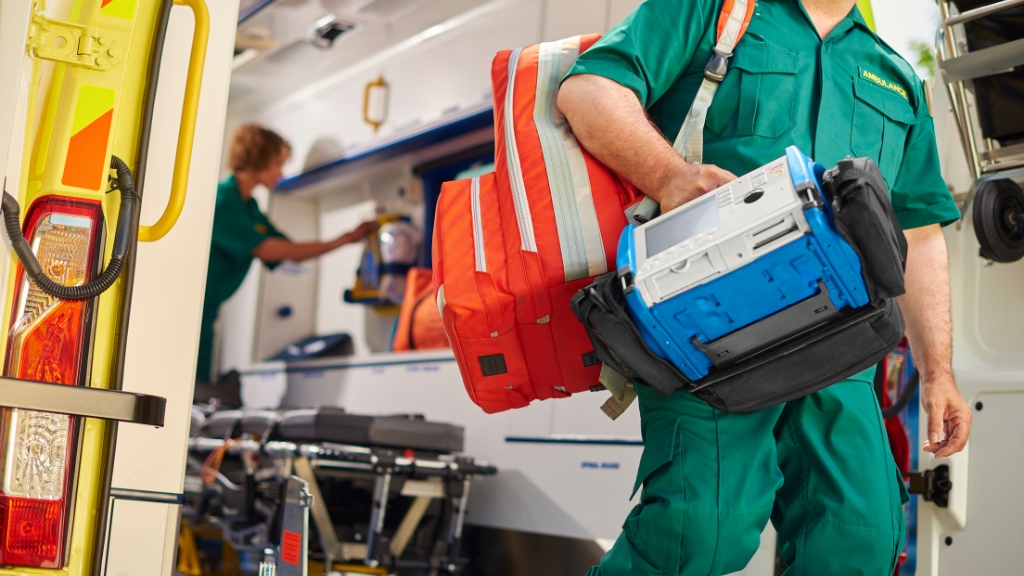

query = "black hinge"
906;464;951;508
796;181;824;210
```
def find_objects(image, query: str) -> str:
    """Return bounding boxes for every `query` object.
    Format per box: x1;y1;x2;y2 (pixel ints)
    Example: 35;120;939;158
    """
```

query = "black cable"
881;369;920;420
2;155;137;301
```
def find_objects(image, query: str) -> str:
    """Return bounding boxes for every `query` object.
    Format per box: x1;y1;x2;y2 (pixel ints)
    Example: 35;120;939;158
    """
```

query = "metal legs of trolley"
187;437;496;575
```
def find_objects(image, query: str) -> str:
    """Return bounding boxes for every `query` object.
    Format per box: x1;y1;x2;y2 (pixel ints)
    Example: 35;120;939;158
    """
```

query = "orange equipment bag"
433;35;640;414
434;1;757;414
393;268;450;352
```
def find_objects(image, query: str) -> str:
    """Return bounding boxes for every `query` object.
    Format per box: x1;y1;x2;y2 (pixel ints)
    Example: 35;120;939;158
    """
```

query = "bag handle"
632;0;756;224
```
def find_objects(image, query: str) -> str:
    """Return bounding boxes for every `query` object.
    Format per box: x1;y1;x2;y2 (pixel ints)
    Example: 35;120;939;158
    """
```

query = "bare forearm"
558;76;688;200
253;235;353;263
897;224;953;381
557;75;734;211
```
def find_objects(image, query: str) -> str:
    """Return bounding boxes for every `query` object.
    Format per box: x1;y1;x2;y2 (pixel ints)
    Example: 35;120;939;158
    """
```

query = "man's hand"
921;372;972;459
898;224;971;458
559;75;735;211
656;163;736;213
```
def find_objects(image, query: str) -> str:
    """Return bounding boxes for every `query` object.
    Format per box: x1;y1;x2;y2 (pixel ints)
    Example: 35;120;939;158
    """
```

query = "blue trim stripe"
505;436;644;447
276;108;494;193
238;0;279;24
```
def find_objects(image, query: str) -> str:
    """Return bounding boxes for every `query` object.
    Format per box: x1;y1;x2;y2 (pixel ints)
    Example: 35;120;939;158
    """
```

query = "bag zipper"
471;176;487;272
503;47;538;252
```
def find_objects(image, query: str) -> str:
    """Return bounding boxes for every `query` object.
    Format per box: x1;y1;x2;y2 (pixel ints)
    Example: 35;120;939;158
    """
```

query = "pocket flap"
631;417;678;498
854;71;916;125
731;40;797;75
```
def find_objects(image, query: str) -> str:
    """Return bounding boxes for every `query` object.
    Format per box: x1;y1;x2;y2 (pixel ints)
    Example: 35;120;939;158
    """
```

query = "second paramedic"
558;0;972;574
196;124;376;394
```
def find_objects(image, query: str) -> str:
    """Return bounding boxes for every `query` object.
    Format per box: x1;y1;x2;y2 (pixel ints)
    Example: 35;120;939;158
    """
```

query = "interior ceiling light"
310;15;357;49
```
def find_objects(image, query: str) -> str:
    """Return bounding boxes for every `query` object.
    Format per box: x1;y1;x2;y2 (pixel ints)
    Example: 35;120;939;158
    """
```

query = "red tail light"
0;196;102;568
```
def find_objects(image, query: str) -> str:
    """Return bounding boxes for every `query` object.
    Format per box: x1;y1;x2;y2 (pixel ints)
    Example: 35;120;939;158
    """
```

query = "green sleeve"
211;205;277;265
889;93;961;229
564;0;715;108
263;216;288;241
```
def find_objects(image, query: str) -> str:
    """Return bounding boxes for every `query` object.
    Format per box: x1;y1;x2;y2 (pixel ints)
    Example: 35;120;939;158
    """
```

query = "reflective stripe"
672;78;720;163
528;36;593;280
672;0;750;164
504;48;537;252
471;176;487;272
435;285;446;317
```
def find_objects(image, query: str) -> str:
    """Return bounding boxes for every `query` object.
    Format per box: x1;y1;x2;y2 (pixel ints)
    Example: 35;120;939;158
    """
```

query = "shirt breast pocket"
706;40;797;139
851;77;916;183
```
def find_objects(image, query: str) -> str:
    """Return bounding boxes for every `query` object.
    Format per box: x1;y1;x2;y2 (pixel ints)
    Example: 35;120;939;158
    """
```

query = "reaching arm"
898;224;971;458
252;221;377;263
557;74;736;213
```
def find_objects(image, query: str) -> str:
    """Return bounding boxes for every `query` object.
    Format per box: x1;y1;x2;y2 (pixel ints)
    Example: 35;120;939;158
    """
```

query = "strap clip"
703;49;732;84
618;268;635;297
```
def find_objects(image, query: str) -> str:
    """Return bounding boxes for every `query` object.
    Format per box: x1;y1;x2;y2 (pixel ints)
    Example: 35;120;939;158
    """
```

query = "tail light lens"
0;196;102;568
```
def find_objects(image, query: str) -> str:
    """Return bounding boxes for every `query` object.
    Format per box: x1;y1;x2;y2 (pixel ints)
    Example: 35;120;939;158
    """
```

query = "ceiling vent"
310;14;357;49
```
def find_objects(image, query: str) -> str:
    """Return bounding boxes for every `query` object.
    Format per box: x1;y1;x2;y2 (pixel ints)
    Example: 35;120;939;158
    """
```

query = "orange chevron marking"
62;109;113;190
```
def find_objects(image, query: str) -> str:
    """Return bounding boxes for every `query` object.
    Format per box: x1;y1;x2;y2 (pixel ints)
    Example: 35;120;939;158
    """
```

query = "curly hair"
228;124;290;173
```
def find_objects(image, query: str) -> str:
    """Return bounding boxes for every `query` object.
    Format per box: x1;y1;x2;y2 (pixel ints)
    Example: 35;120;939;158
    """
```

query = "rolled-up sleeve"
890;102;961;229
564;0;714;109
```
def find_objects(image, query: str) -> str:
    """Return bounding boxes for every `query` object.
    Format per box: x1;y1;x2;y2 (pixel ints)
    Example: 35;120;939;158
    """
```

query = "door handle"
138;0;209;242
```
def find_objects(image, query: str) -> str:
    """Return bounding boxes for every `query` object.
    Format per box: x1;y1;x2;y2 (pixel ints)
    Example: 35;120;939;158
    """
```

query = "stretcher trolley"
937;0;1024;262
184;407;496;576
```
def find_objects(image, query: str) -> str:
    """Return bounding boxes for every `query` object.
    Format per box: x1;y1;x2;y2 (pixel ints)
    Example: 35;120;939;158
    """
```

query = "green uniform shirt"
197;176;286;380
566;0;960;384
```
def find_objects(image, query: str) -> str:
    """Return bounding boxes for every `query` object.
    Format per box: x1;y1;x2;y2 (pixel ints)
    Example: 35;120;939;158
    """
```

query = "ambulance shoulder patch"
859;68;908;101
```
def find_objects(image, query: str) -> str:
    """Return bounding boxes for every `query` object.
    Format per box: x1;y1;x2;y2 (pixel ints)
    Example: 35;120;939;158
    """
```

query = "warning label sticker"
281;530;302;565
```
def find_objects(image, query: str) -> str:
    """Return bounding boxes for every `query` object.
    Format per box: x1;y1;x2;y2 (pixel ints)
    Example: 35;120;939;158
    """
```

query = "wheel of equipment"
972;178;1024;263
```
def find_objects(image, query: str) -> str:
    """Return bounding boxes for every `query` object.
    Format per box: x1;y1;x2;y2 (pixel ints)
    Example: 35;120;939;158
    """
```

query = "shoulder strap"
632;0;756;223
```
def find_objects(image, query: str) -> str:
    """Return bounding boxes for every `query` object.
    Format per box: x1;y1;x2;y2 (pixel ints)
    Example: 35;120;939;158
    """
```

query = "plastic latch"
796;182;824;210
618;268;635;296
704;49;731;83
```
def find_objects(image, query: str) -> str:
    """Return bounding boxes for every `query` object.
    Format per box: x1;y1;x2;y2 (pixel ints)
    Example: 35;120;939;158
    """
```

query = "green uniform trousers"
590;379;909;576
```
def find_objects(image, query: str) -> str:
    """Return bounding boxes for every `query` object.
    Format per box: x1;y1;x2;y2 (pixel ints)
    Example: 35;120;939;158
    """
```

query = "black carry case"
277;407;465;453
571;157;908;413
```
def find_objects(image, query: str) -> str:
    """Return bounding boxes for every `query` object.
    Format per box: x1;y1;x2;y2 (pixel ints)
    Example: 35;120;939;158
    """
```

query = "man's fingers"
924;398;946;446
934;423;969;458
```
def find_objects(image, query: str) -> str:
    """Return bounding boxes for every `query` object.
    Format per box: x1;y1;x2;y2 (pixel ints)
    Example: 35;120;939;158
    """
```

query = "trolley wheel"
973;178;1024;263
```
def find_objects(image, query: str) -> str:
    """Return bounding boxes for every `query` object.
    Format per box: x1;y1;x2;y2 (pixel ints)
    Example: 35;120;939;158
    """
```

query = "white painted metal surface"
0;0;32;183
103;0;241;571
101;500;180;576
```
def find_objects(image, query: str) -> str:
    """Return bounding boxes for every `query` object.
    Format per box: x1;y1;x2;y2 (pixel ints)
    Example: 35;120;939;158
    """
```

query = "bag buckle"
617;268;635;296
704;49;731;84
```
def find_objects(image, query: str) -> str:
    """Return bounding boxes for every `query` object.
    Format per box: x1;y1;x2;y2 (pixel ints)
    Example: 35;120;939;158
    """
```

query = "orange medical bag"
434;0;757;414
432;36;640;413
393;268;450;351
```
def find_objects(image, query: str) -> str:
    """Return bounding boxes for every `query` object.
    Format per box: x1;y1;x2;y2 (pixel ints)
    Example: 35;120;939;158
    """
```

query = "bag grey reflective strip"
534;36;607;281
470;176;487;272
671;0;749;163
633;0;750;224
435;285;446;318
504;47;538;252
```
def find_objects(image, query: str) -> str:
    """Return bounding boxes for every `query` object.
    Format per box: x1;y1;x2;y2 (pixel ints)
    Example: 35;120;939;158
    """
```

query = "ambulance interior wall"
917;67;1024;576
216;0;644;371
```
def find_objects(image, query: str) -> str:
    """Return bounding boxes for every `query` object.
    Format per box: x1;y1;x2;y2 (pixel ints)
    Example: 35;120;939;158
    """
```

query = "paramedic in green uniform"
197;124;376;384
559;1;971;574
